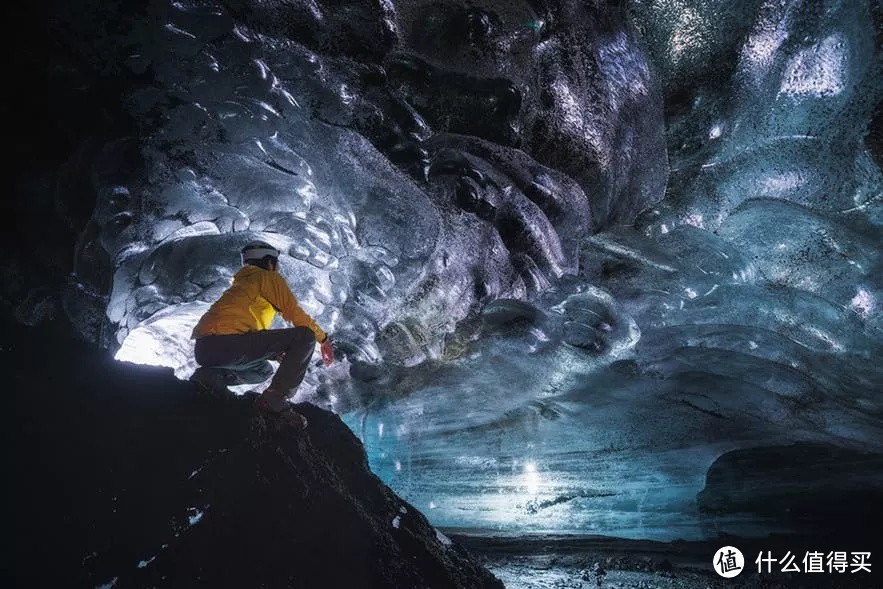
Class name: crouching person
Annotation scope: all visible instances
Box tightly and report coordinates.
[190,241,334,416]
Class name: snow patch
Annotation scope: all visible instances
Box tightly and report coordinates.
[137,555,157,569]
[188,508,204,526]
[435,528,453,546]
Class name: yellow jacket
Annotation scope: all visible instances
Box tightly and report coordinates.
[192,265,327,342]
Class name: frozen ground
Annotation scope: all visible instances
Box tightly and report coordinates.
[452,534,882,589]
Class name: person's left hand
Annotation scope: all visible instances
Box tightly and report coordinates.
[320,338,334,366]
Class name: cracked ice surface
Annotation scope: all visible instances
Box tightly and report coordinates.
[57,0,882,539]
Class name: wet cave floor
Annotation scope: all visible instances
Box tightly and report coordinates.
[451,533,882,589]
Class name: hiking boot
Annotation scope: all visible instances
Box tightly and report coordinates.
[254,389,308,429]
[190,367,235,398]
[254,388,287,412]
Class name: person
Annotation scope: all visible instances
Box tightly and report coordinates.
[189,241,334,416]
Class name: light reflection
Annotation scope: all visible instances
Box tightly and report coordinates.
[668,7,703,61]
[760,171,803,193]
[779,34,847,98]
[550,79,584,136]
[850,288,875,319]
[741,7,790,87]
[114,302,207,379]
[523,462,540,495]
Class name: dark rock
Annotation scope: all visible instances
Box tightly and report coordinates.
[697,443,883,539]
[5,321,501,588]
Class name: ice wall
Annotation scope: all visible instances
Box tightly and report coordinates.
[339,0,882,539]
[50,0,882,539]
[62,0,664,382]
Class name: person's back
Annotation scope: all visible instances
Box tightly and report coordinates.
[193,265,325,338]
[190,241,334,417]
[193,265,270,336]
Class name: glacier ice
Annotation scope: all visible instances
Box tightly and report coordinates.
[46,0,883,540]
[82,0,663,382]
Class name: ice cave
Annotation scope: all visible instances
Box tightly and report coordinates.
[10,0,883,585]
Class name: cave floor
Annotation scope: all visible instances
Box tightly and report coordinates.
[450,533,881,589]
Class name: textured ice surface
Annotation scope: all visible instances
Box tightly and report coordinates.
[84,0,663,381]
[56,0,882,539]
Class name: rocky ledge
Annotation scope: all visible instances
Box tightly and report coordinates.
[6,321,501,588]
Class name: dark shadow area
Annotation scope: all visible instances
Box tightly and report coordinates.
[4,319,501,588]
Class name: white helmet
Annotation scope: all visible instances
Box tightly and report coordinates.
[241,241,280,265]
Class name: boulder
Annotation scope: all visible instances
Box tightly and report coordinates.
[6,321,501,588]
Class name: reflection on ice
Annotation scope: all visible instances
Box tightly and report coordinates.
[851,288,875,319]
[521,462,540,496]
[779,34,848,98]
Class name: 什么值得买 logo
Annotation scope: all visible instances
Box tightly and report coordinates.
[713,546,744,578]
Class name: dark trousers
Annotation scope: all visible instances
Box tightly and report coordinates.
[193,327,316,396]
